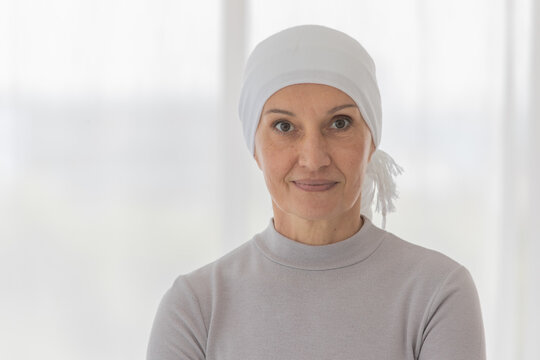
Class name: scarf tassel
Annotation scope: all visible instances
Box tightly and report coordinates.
[361,149,404,229]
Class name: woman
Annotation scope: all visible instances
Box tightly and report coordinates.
[147,24,486,360]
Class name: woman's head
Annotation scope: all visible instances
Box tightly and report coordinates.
[239,24,382,155]
[254,83,375,221]
[238,24,402,227]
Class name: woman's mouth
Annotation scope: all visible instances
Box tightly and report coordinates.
[292,181,338,192]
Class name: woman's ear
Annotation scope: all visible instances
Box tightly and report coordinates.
[253,147,262,170]
[368,141,376,162]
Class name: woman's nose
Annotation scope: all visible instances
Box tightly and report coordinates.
[297,131,331,170]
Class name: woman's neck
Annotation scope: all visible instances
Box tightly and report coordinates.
[271,203,364,246]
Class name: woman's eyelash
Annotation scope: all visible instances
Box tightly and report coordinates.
[272,120,294,133]
[271,115,352,134]
[331,116,352,129]
[272,115,353,135]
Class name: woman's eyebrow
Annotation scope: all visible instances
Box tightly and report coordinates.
[264,108,296,116]
[327,104,357,114]
[263,103,357,117]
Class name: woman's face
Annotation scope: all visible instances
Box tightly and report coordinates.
[254,83,375,222]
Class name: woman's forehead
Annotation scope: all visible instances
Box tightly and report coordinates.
[263,83,356,108]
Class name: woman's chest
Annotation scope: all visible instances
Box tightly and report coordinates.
[203,274,419,360]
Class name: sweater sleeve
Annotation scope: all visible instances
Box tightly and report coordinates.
[418,265,486,360]
[146,276,207,360]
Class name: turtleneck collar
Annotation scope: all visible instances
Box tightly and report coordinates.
[253,215,386,271]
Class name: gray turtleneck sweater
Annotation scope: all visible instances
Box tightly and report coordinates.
[147,215,486,359]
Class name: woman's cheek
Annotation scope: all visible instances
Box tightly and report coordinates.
[270,150,289,175]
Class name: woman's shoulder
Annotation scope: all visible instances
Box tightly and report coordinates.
[383,228,459,261]
[171,237,259,288]
[370,228,481,323]
[374,227,471,286]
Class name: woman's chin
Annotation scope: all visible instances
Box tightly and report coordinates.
[288,204,341,221]
[271,194,349,222]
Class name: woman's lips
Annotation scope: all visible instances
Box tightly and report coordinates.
[292,181,338,192]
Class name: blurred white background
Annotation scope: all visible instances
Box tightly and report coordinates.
[1,0,539,359]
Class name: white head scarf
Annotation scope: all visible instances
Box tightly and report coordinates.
[238,24,403,228]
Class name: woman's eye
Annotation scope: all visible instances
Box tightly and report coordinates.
[274,121,294,133]
[331,117,351,130]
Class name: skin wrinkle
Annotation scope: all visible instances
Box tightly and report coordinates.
[254,83,375,246]
[264,103,358,117]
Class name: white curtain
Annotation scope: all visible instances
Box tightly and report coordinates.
[0,0,538,359]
